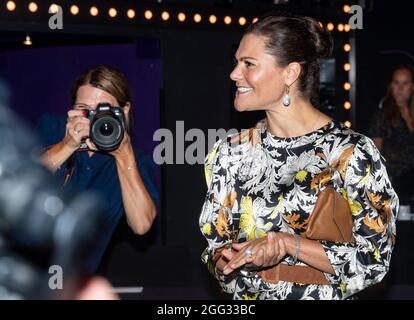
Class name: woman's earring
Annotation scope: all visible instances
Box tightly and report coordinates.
[282,85,291,107]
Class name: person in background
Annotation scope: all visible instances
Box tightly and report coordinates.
[369,65,414,204]
[36,65,158,273]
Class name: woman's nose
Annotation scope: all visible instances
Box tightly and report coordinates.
[230,65,242,82]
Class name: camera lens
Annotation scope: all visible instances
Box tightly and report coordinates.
[99,122,114,136]
[90,115,123,151]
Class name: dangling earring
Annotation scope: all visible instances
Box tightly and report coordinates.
[282,85,291,107]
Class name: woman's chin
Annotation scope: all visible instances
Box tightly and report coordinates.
[234,101,250,112]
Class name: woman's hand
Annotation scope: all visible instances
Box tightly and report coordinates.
[108,132,132,159]
[222,232,289,276]
[63,109,91,151]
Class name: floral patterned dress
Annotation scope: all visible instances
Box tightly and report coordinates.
[199,119,398,300]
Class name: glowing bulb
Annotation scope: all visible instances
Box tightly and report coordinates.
[224,16,232,25]
[343,5,351,13]
[337,24,344,32]
[344,43,352,52]
[127,9,135,19]
[28,2,38,13]
[194,14,202,23]
[178,12,186,22]
[49,4,59,14]
[90,6,99,17]
[145,10,153,20]
[209,15,217,24]
[344,120,352,128]
[344,102,352,110]
[344,63,351,71]
[109,8,117,18]
[23,35,32,46]
[70,5,79,15]
[344,24,351,32]
[7,1,16,11]
[161,11,170,21]
[344,82,351,91]
[327,23,334,31]
[239,17,246,26]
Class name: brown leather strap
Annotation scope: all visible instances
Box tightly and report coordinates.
[258,264,329,285]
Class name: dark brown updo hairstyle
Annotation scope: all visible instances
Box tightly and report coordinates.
[245,12,333,107]
[71,65,133,135]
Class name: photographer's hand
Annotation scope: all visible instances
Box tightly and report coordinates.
[110,134,157,235]
[64,109,91,150]
[41,110,91,172]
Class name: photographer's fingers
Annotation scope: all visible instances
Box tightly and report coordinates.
[85,138,98,151]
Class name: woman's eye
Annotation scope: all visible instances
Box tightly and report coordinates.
[244,61,254,68]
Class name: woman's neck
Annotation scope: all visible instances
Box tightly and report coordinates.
[265,99,331,138]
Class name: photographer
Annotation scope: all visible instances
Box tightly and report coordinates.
[36,65,158,273]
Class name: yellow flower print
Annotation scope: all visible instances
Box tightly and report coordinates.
[374,247,380,262]
[242,293,258,300]
[240,196,271,240]
[340,282,347,293]
[295,170,308,182]
[204,146,218,187]
[348,199,363,216]
[202,223,212,236]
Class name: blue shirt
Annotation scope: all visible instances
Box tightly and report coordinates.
[35,113,159,273]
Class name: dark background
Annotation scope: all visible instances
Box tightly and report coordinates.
[0,0,413,299]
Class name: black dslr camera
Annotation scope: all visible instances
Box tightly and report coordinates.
[83,103,126,152]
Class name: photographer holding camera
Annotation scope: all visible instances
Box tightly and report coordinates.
[36,65,158,273]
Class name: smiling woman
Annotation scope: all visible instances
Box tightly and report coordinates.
[199,12,399,300]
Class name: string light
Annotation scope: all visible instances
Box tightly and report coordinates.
[344,82,351,91]
[145,10,153,20]
[344,24,351,32]
[49,3,59,14]
[70,5,79,15]
[109,8,117,18]
[209,15,217,24]
[161,11,170,21]
[90,6,99,17]
[194,14,202,23]
[178,12,186,22]
[224,16,232,25]
[344,120,352,128]
[344,102,352,110]
[127,9,135,19]
[239,17,246,26]
[344,63,351,71]
[344,43,352,52]
[337,23,344,32]
[7,1,16,11]
[343,4,351,13]
[327,23,334,31]
[28,2,38,13]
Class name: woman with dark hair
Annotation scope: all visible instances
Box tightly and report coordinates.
[36,65,158,272]
[199,13,398,300]
[369,65,414,203]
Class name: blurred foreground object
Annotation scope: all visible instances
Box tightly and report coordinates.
[0,92,105,299]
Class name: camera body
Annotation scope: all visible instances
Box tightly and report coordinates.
[83,103,126,152]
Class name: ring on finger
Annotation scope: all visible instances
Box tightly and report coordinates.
[245,248,254,258]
